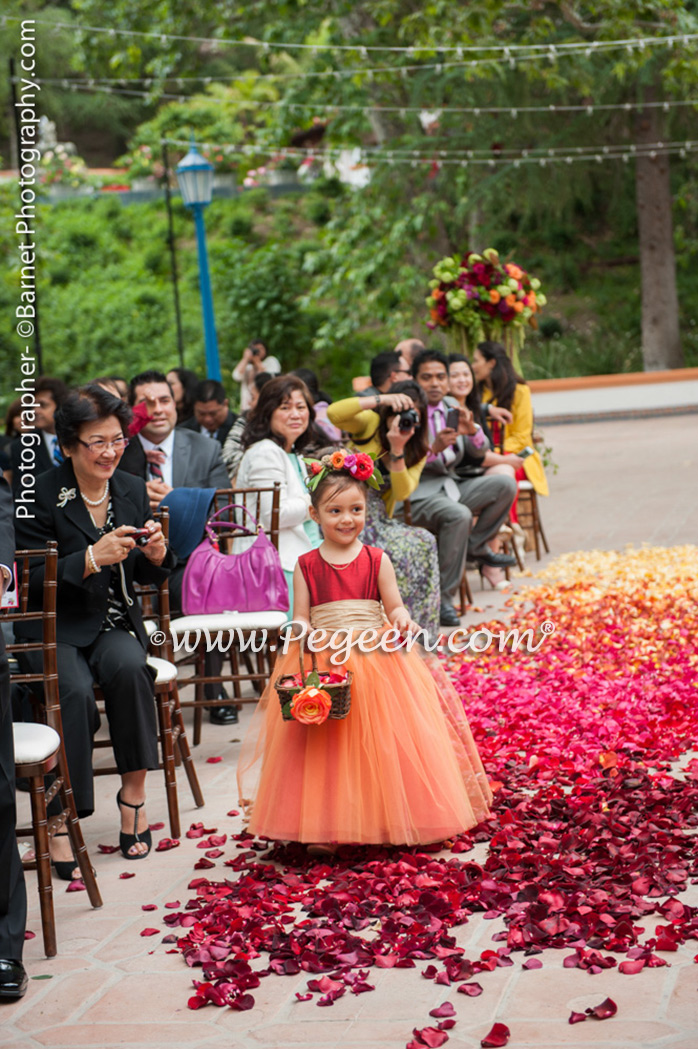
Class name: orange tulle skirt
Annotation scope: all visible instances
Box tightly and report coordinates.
[237,637,492,846]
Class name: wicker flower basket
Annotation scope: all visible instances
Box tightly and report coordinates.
[275,644,352,721]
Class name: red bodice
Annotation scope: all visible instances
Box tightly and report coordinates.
[298,545,383,606]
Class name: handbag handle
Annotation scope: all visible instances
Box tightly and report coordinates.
[204,503,264,542]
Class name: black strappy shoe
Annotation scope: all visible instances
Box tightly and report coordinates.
[51,831,79,881]
[116,790,152,859]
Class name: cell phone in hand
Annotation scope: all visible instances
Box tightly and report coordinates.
[445,407,460,430]
[519,446,535,459]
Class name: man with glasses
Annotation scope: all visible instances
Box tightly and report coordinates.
[358,352,412,399]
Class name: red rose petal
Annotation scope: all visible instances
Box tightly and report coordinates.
[140,928,160,937]
[24,930,35,940]
[155,838,180,852]
[588,997,618,1020]
[429,1002,456,1018]
[619,959,645,975]
[568,1012,587,1025]
[480,1023,510,1047]
[457,982,483,997]
[148,822,165,831]
[413,1027,449,1048]
[119,872,136,880]
[141,904,158,911]
[206,756,223,764]
[97,843,120,854]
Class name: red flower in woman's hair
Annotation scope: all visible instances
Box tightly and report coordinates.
[128,401,153,437]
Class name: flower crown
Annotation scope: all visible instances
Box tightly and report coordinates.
[303,448,382,491]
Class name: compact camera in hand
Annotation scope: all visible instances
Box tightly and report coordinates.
[129,528,153,547]
[398,408,420,432]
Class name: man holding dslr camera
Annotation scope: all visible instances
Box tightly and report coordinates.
[409,350,517,626]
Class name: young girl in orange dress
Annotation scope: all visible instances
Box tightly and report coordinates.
[237,450,491,851]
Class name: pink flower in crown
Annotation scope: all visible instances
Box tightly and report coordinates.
[343,453,357,473]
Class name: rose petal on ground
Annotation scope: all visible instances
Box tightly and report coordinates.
[481,1023,510,1047]
[429,1002,456,1018]
[588,997,618,1020]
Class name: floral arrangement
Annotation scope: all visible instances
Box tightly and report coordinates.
[303,448,382,491]
[426,248,547,364]
[277,669,349,724]
[39,145,90,188]
[202,147,238,173]
[116,144,165,182]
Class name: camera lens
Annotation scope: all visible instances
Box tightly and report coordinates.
[398,408,420,432]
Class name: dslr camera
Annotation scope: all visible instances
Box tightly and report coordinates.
[398,408,420,433]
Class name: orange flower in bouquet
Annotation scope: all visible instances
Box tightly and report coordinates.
[290,685,333,726]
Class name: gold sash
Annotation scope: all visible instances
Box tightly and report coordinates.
[310,599,385,632]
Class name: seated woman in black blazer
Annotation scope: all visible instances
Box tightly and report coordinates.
[15,385,171,876]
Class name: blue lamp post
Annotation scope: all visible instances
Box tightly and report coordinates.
[176,143,221,381]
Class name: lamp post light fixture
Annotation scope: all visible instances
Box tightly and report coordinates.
[175,142,221,381]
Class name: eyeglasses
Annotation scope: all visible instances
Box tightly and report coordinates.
[77,437,130,455]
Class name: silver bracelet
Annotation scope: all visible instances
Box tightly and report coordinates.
[87,545,100,574]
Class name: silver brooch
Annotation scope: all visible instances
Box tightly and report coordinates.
[56,486,76,508]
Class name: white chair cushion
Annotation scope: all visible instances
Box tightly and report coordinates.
[518,480,534,491]
[14,723,61,764]
[146,656,178,684]
[169,611,288,634]
[143,619,158,637]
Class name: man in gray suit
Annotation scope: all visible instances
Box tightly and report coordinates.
[118,371,236,723]
[118,370,229,506]
[409,350,517,627]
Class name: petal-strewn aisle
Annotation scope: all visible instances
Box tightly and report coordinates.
[170,546,698,1046]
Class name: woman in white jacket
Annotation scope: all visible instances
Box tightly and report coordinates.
[236,375,327,609]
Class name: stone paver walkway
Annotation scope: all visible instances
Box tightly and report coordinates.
[3,414,698,1048]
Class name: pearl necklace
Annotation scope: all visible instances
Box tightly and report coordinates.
[81,481,110,507]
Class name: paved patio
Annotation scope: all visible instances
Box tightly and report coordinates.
[4,413,698,1049]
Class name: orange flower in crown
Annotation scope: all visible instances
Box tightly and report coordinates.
[303,448,382,491]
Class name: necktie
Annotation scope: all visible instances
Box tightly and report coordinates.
[52,437,64,465]
[145,448,166,481]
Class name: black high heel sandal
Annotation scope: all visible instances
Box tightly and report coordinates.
[116,790,152,859]
[51,831,78,882]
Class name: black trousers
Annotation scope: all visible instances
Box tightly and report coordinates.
[0,648,26,959]
[19,630,158,818]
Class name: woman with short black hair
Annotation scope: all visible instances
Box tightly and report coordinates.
[14,384,171,877]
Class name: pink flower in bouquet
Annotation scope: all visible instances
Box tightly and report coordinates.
[291,686,333,725]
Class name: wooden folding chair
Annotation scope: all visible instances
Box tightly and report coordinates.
[92,509,204,839]
[8,543,102,957]
[170,485,288,745]
[516,481,550,561]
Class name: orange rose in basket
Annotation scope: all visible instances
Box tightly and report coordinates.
[290,685,333,725]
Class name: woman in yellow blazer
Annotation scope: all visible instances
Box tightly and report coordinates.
[471,342,549,499]
[327,381,441,637]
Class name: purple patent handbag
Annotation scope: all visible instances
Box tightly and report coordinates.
[181,503,289,615]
